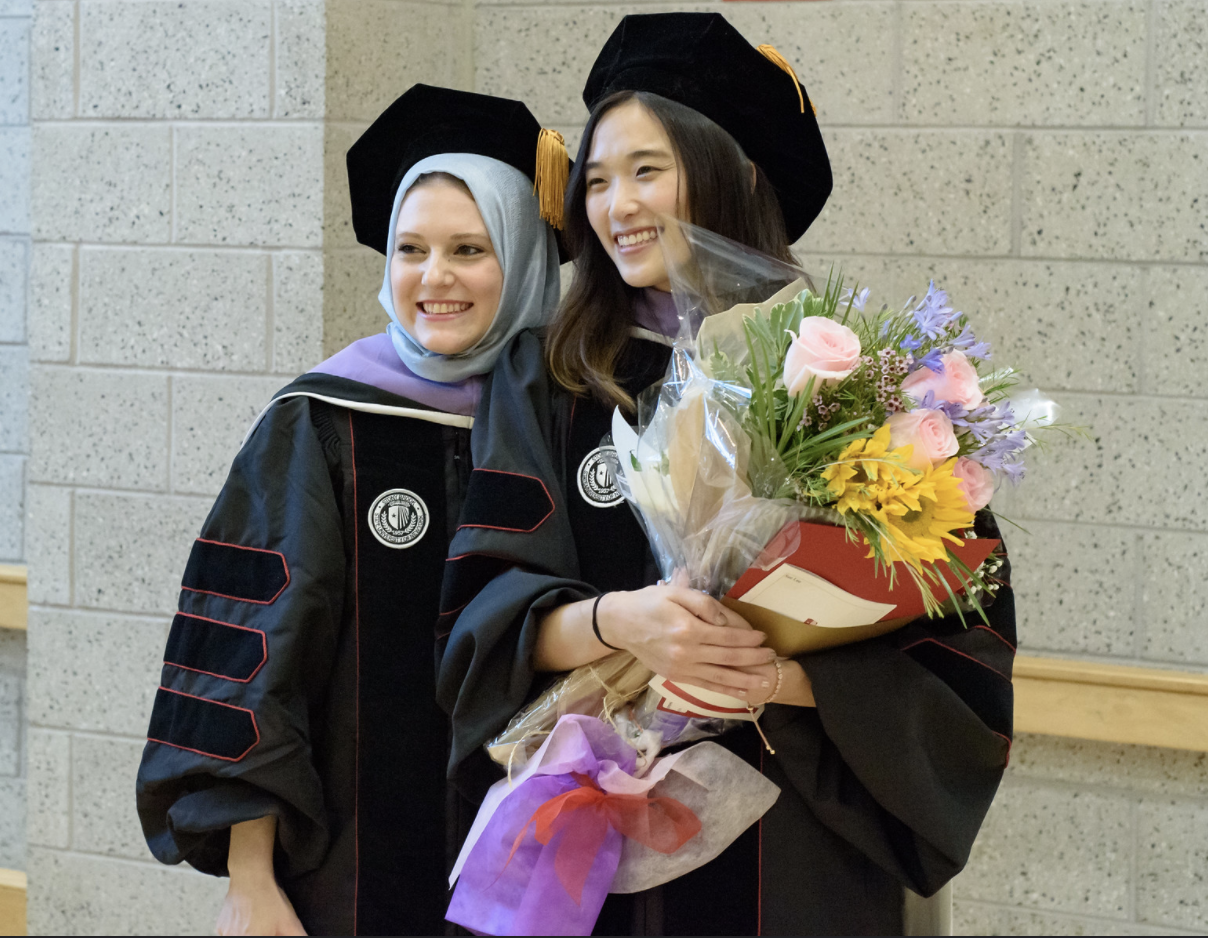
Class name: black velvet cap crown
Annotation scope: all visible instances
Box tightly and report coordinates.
[582,13,832,243]
[347,84,561,255]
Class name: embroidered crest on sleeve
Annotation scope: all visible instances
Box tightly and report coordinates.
[577,446,624,508]
[369,488,429,548]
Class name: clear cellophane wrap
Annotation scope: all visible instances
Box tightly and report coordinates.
[486,221,839,770]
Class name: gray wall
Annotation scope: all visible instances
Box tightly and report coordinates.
[14,0,1208,934]
[0,0,30,875]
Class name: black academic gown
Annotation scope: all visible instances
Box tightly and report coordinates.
[136,372,472,936]
[436,329,1016,937]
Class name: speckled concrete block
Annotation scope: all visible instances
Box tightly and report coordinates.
[78,1,270,119]
[26,729,69,849]
[994,393,1208,530]
[24,483,70,606]
[26,608,167,733]
[0,343,29,452]
[0,455,24,561]
[1008,733,1208,799]
[958,778,1131,917]
[327,1,469,123]
[73,492,209,615]
[0,666,19,774]
[0,777,25,870]
[0,127,30,233]
[29,366,168,490]
[1155,1,1208,128]
[175,124,323,247]
[0,237,26,343]
[1146,265,1208,398]
[953,901,1183,936]
[805,131,1013,256]
[878,258,1142,393]
[1137,799,1208,931]
[78,248,268,370]
[0,18,30,125]
[996,506,1131,649]
[172,374,285,495]
[0,1,32,15]
[1021,132,1208,263]
[1140,531,1208,666]
[323,122,365,250]
[27,241,72,363]
[72,735,150,860]
[30,0,73,119]
[722,1,896,125]
[273,251,323,374]
[903,2,1146,127]
[275,0,325,119]
[790,254,898,299]
[474,3,651,124]
[322,247,388,358]
[26,846,228,936]
[31,124,171,243]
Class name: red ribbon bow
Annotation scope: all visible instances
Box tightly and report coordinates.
[504,772,701,904]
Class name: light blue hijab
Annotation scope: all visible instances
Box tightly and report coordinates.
[378,153,561,383]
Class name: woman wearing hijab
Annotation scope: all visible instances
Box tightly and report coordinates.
[438,15,1015,936]
[135,84,568,937]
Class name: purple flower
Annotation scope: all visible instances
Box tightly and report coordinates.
[972,429,1028,472]
[842,287,871,312]
[951,325,993,360]
[900,334,923,352]
[912,348,945,373]
[911,282,958,339]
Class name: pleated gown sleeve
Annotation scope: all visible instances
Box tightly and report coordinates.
[435,330,597,791]
[763,512,1015,903]
[136,396,345,878]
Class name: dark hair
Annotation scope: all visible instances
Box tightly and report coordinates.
[547,91,794,408]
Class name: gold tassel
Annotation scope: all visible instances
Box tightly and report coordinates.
[534,128,570,230]
[757,43,815,116]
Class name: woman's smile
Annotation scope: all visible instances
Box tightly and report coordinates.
[418,300,474,316]
[614,226,659,253]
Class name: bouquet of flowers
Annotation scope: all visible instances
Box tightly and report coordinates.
[447,221,1062,936]
[604,219,1062,682]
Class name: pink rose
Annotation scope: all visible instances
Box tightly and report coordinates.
[886,409,959,470]
[953,457,995,512]
[901,350,984,409]
[784,317,861,397]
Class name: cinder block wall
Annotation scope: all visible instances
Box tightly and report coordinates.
[21,0,467,932]
[18,0,1208,934]
[475,2,1208,935]
[0,0,31,874]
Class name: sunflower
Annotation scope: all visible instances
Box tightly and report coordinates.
[822,426,929,519]
[878,458,975,569]
[822,426,975,569]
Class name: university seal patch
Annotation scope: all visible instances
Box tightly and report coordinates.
[576,446,623,508]
[368,488,429,549]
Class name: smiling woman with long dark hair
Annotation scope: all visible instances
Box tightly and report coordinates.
[438,13,1016,936]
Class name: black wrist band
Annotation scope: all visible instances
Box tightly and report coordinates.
[592,594,622,651]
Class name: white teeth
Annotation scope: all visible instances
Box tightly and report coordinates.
[616,229,657,247]
[421,302,470,314]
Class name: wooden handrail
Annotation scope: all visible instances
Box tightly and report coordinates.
[1015,654,1208,753]
[0,565,26,631]
[2,564,1207,751]
[0,867,26,936]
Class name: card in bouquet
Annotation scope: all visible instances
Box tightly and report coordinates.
[724,522,1000,656]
